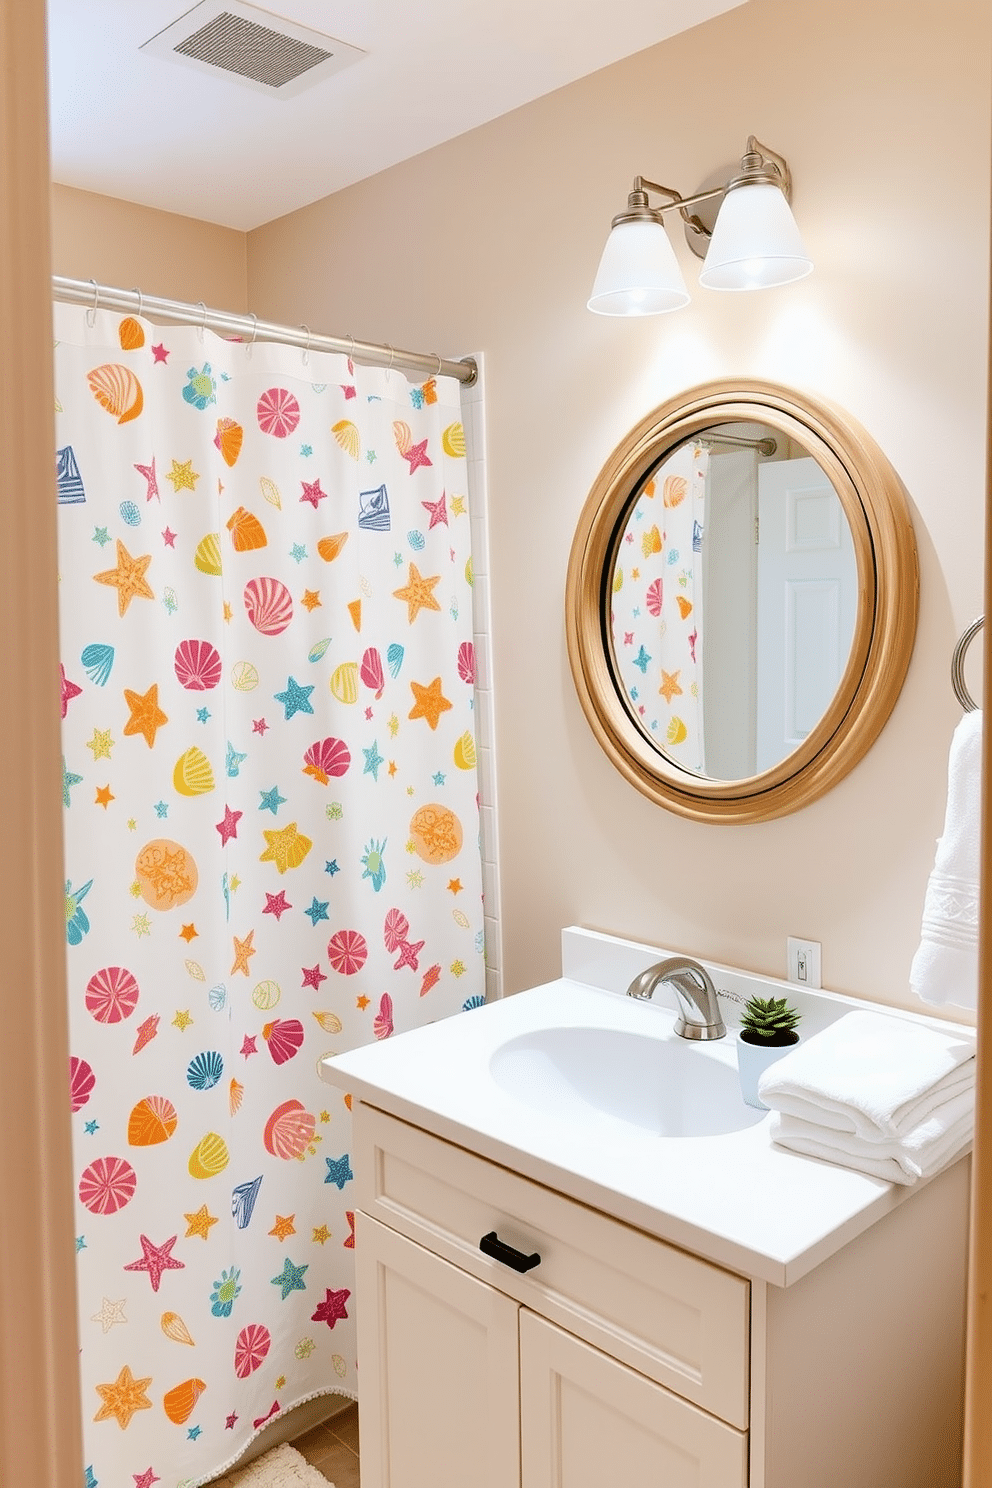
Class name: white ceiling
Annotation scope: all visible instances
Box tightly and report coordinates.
[47,0,745,232]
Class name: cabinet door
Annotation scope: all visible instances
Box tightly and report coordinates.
[520,1311,747,1488]
[356,1212,521,1488]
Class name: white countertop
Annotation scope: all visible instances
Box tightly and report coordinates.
[320,927,975,1287]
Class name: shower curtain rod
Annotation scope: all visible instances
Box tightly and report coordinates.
[52,275,478,387]
[699,431,777,456]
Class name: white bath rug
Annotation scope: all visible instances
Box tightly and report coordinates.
[228,1441,335,1486]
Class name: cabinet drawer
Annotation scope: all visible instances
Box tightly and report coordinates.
[354,1102,750,1429]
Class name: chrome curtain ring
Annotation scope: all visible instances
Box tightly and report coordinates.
[86,278,99,327]
[196,301,207,342]
[131,287,144,320]
[300,325,311,366]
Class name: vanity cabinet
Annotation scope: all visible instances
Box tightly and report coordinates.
[351,1101,969,1488]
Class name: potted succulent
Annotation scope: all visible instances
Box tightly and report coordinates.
[737,994,802,1110]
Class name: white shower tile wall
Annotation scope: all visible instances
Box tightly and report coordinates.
[461,354,503,1001]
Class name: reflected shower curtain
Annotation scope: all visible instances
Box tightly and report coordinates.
[55,304,484,1488]
[610,442,708,770]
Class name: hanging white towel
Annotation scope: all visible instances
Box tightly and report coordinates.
[768,1085,974,1185]
[910,709,982,1009]
[757,1009,975,1140]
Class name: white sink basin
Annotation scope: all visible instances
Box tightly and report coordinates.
[489,1025,766,1138]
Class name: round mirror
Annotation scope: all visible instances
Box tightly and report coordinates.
[566,381,919,824]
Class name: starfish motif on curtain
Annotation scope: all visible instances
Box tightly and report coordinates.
[123,684,169,748]
[311,1287,350,1328]
[123,1234,184,1293]
[408,677,452,731]
[93,1364,154,1429]
[392,563,441,623]
[94,540,154,616]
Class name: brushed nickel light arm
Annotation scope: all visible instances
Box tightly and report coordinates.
[614,138,794,245]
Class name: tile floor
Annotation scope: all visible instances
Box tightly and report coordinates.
[209,1403,360,1486]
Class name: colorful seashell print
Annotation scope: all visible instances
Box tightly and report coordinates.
[259,475,282,509]
[87,363,143,424]
[226,506,267,552]
[330,662,358,705]
[257,387,300,438]
[302,736,351,785]
[56,445,86,505]
[667,716,688,745]
[118,316,145,351]
[663,474,687,508]
[85,965,140,1024]
[174,747,216,797]
[331,420,360,459]
[80,643,114,686]
[646,578,663,617]
[251,980,281,1012]
[234,1324,271,1380]
[188,1132,229,1179]
[316,533,348,563]
[373,992,394,1040]
[186,1051,223,1091]
[231,661,259,692]
[214,417,243,467]
[174,639,222,692]
[194,534,222,576]
[327,929,367,976]
[456,641,475,685]
[128,1095,179,1147]
[78,1154,137,1215]
[163,1378,206,1426]
[231,1175,263,1229]
[263,1099,315,1161]
[208,984,227,1011]
[69,1055,96,1113]
[120,500,141,527]
[408,803,463,865]
[441,422,466,457]
[358,484,390,531]
[261,1018,304,1066]
[244,576,293,637]
[676,595,693,619]
[161,1312,195,1347]
[312,1010,343,1035]
[453,731,476,770]
[229,1078,244,1115]
[387,643,404,679]
[421,964,442,997]
[347,600,362,632]
[383,908,410,953]
[308,638,331,663]
[134,838,199,910]
[360,647,385,698]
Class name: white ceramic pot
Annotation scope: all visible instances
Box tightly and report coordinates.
[737,1030,800,1110]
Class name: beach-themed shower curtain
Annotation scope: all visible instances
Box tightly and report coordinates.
[55,303,484,1488]
[610,442,708,770]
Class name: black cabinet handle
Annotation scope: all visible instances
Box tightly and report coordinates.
[479,1230,541,1273]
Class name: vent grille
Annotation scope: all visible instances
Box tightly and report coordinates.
[175,11,331,89]
[140,2,365,99]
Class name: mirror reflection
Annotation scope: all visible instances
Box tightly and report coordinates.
[608,421,858,781]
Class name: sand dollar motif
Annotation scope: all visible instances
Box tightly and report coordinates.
[135,838,199,911]
[409,803,463,865]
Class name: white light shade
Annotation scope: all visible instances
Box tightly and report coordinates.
[587,218,690,316]
[699,182,813,291]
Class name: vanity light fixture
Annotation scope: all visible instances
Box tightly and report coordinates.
[587,136,812,316]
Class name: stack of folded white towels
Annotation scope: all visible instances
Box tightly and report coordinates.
[758,1010,976,1185]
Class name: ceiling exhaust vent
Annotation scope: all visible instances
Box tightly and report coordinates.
[141,1,365,98]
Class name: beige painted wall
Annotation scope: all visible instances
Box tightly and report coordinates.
[51,182,248,308]
[246,0,991,1014]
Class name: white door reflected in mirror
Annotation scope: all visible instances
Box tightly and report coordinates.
[609,428,858,783]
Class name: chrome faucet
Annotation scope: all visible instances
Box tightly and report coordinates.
[626,956,727,1041]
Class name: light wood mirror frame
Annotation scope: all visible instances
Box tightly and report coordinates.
[566,379,920,824]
